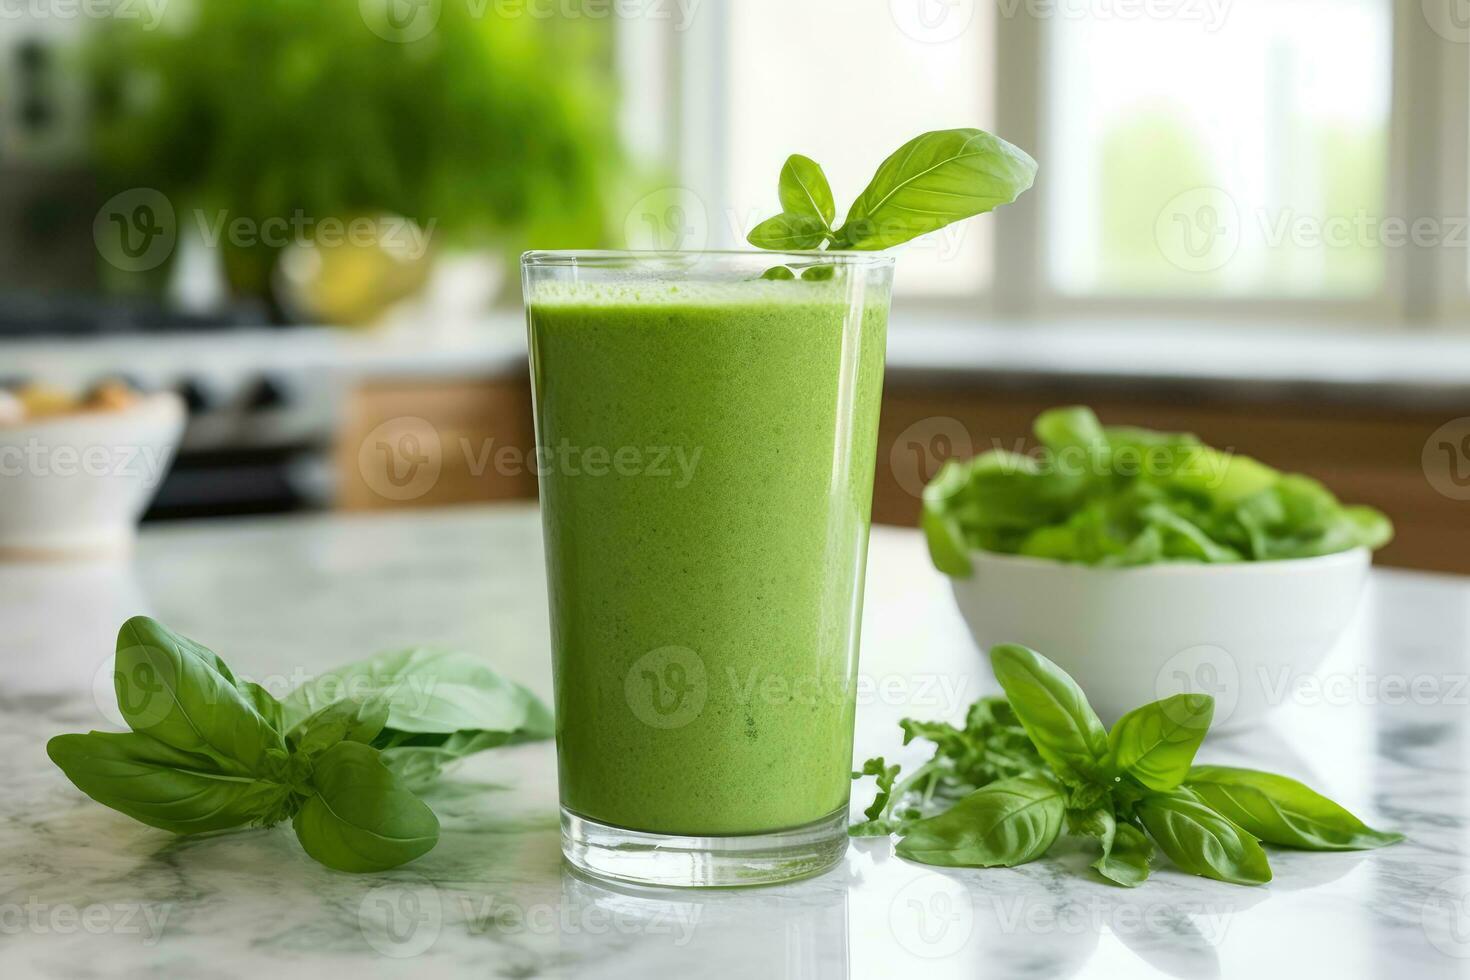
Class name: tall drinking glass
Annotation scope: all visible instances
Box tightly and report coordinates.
[522,251,893,887]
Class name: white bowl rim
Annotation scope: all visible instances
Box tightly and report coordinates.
[967,545,1371,576]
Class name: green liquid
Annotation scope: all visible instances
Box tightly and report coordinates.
[528,280,889,835]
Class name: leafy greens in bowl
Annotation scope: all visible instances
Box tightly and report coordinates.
[922,406,1392,577]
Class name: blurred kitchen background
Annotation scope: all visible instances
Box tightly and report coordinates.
[4,0,1469,571]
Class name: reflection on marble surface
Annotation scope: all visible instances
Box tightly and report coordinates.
[0,504,1466,979]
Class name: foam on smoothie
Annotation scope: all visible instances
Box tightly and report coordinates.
[526,277,855,310]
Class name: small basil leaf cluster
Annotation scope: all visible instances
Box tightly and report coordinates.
[855,644,1402,887]
[747,128,1037,261]
[48,616,552,873]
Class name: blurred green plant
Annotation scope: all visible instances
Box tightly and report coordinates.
[89,0,627,302]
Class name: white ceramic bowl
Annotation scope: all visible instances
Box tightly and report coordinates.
[950,547,1371,732]
[0,392,185,559]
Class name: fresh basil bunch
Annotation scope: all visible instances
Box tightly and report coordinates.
[48,617,552,873]
[922,406,1393,575]
[747,128,1037,261]
[854,644,1402,887]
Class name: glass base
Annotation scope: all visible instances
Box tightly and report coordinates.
[560,807,849,888]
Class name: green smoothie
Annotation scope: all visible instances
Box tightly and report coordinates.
[527,276,889,836]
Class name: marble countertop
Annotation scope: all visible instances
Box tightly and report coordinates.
[1,504,1466,979]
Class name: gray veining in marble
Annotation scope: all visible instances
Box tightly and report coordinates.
[0,503,1466,979]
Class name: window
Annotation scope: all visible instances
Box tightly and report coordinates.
[658,0,1468,325]
[1046,0,1392,299]
[724,0,994,296]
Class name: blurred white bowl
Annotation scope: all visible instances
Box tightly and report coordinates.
[950,547,1371,732]
[0,392,185,559]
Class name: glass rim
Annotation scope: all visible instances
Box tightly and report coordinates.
[521,249,895,268]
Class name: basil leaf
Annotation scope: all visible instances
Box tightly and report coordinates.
[1098,822,1154,887]
[1068,806,1111,835]
[1106,694,1215,790]
[288,694,390,757]
[237,681,285,732]
[113,616,286,776]
[1137,789,1272,886]
[746,212,828,250]
[759,265,795,280]
[1070,805,1146,887]
[1185,766,1404,851]
[800,264,836,281]
[895,773,1063,868]
[833,128,1037,249]
[379,729,537,791]
[988,644,1108,785]
[1069,806,1151,886]
[281,648,551,738]
[292,741,439,873]
[47,731,292,834]
[921,461,975,577]
[777,153,835,227]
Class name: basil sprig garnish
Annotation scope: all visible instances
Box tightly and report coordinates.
[49,617,552,873]
[854,643,1403,887]
[747,128,1037,254]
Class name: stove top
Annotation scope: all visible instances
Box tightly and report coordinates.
[0,292,272,338]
